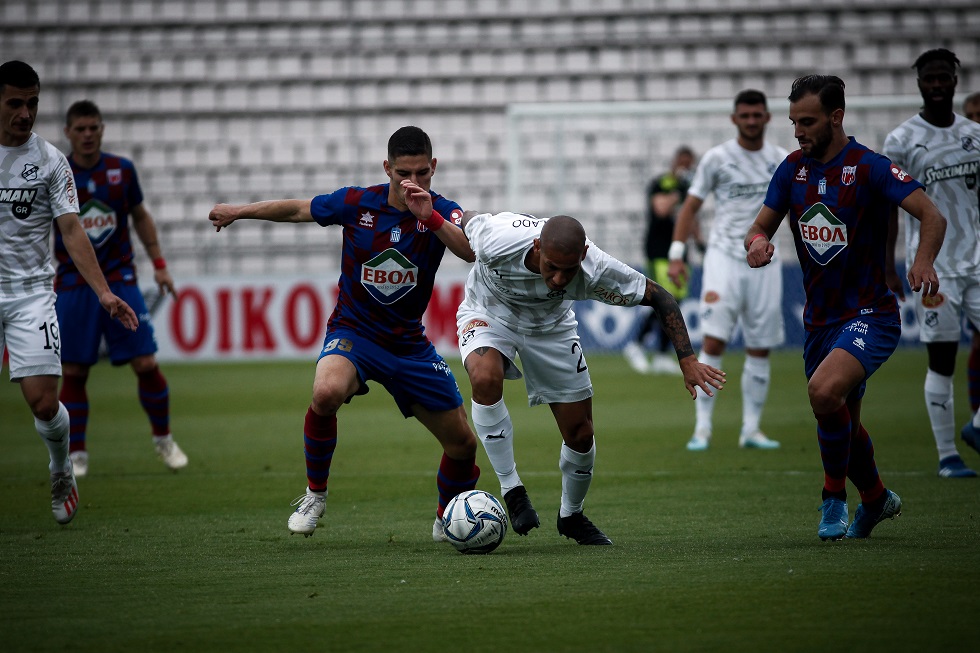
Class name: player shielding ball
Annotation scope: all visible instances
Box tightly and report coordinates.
[745,74,946,541]
[458,212,725,544]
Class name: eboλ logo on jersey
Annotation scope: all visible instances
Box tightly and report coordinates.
[78,199,117,248]
[798,202,847,266]
[360,248,418,304]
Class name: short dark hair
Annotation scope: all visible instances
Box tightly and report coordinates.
[66,99,102,126]
[734,89,767,109]
[913,48,959,73]
[0,60,40,93]
[387,126,432,161]
[789,75,846,113]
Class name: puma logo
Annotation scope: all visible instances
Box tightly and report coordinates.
[930,401,949,411]
[484,430,506,440]
[574,467,593,476]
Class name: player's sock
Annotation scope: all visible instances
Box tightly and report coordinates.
[848,423,885,505]
[740,355,770,436]
[437,453,479,519]
[694,352,722,434]
[137,367,170,437]
[559,441,595,517]
[969,339,980,413]
[303,407,337,493]
[924,369,957,460]
[471,398,520,493]
[35,402,71,474]
[815,404,850,501]
[59,373,89,452]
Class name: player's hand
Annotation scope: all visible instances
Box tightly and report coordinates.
[155,268,177,298]
[401,180,433,221]
[885,268,906,301]
[667,259,687,287]
[99,291,139,331]
[209,204,238,232]
[679,355,726,399]
[746,236,774,268]
[908,259,940,296]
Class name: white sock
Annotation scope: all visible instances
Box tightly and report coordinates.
[924,370,957,460]
[35,402,71,474]
[471,399,521,494]
[694,352,723,434]
[741,355,770,437]
[559,441,595,517]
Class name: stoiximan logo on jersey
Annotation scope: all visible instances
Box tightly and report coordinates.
[799,202,847,265]
[360,248,418,304]
[78,199,117,248]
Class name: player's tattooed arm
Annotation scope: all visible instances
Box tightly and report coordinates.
[640,278,694,360]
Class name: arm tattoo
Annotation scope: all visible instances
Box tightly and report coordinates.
[642,278,695,359]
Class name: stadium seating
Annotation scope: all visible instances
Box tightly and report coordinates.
[5,0,976,275]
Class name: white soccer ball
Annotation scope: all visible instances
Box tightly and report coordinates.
[442,490,508,554]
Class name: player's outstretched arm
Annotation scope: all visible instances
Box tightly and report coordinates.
[209,199,314,231]
[744,205,783,268]
[667,194,705,286]
[56,212,138,331]
[884,207,905,300]
[640,278,726,398]
[901,188,946,296]
[131,203,176,298]
[400,180,475,263]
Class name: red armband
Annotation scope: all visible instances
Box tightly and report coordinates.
[152,257,167,270]
[424,210,445,232]
[747,233,767,248]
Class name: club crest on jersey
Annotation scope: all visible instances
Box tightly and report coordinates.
[21,163,38,181]
[360,248,418,305]
[798,202,847,265]
[107,168,122,185]
[841,166,856,186]
[78,199,118,248]
[390,226,401,242]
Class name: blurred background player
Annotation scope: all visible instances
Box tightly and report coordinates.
[960,92,980,439]
[0,61,138,524]
[208,126,480,541]
[668,90,788,451]
[623,146,695,375]
[458,212,725,545]
[883,49,980,478]
[56,100,186,477]
[747,74,946,540]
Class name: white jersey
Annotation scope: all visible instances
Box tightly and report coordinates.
[688,139,788,261]
[460,212,647,335]
[0,133,78,297]
[883,113,980,277]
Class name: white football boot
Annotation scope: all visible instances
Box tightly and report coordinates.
[154,434,189,470]
[288,488,326,536]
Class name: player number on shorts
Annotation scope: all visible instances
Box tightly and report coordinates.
[571,342,587,373]
[323,338,354,353]
[39,321,60,353]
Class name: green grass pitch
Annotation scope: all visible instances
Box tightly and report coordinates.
[2,349,978,652]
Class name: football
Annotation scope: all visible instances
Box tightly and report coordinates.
[442,490,508,554]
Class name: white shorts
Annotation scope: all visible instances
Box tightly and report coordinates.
[699,247,785,349]
[914,274,980,343]
[1,291,63,381]
[457,310,593,407]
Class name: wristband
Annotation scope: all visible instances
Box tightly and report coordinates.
[424,209,445,232]
[667,240,686,261]
[152,257,167,270]
[747,233,767,249]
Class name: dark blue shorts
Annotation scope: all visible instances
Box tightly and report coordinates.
[318,327,463,418]
[56,283,157,366]
[804,315,901,400]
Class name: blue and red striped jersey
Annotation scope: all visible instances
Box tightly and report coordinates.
[55,153,143,290]
[764,137,922,329]
[311,184,462,355]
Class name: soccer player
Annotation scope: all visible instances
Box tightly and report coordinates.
[0,60,138,524]
[208,126,480,540]
[667,90,788,452]
[56,100,187,477]
[458,212,726,544]
[960,91,980,442]
[883,49,980,478]
[622,146,696,376]
[746,75,946,540]
[964,92,980,122]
